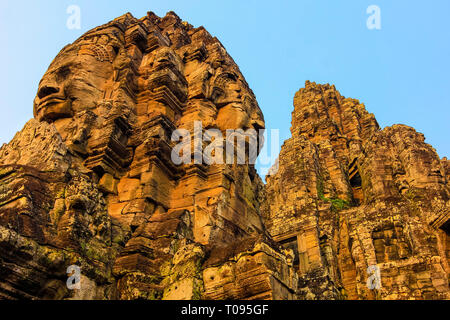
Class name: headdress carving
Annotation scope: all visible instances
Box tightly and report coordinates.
[78,44,115,63]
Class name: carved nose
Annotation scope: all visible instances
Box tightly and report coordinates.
[37,85,60,99]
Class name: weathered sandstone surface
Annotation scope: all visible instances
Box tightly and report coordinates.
[0,12,448,300]
[262,81,450,300]
[0,11,294,300]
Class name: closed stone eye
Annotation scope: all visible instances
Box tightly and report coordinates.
[55,65,71,81]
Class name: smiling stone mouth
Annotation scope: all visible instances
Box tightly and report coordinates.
[37,97,66,112]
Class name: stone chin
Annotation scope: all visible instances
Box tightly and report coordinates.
[34,99,73,122]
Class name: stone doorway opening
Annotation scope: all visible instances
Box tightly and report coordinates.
[349,159,363,205]
[279,237,300,271]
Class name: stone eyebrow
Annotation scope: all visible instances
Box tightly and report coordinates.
[37,64,74,86]
[55,65,72,75]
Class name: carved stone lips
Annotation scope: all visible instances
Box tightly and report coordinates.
[36,96,66,112]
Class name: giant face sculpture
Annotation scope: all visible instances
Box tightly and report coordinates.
[213,72,256,131]
[28,13,266,236]
[33,21,264,135]
[33,12,265,230]
[0,12,268,300]
[33,28,127,122]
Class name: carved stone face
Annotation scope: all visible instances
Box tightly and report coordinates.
[34,27,264,134]
[0,13,272,300]
[213,73,264,131]
[33,36,117,122]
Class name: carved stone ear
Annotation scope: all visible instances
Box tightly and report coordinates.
[107,42,123,62]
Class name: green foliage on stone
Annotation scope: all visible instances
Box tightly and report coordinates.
[316,175,350,212]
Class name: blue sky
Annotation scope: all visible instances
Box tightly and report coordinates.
[1,0,449,171]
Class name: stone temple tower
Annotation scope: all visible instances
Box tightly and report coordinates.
[0,12,297,300]
[0,12,448,301]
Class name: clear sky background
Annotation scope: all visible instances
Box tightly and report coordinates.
[1,0,449,173]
